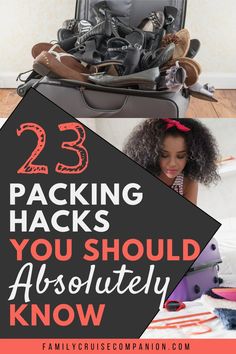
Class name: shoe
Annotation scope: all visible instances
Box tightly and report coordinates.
[179,57,202,75]
[88,67,160,90]
[93,1,134,37]
[58,36,78,52]
[106,37,134,61]
[164,6,179,33]
[138,11,165,32]
[186,39,201,59]
[106,37,142,75]
[76,20,93,36]
[58,20,92,42]
[164,57,201,86]
[189,82,218,102]
[140,43,175,70]
[32,42,58,58]
[157,62,187,92]
[162,29,191,59]
[32,42,123,75]
[125,29,145,49]
[62,19,78,31]
[32,43,90,74]
[90,60,124,75]
[93,1,124,23]
[75,19,113,46]
[33,51,88,82]
[57,28,75,42]
[49,22,112,57]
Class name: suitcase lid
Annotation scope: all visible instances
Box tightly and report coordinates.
[75,0,187,31]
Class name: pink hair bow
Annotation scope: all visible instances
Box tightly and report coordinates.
[163,119,191,132]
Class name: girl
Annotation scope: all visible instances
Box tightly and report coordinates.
[123,118,220,204]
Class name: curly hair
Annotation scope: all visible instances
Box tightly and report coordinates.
[123,118,220,186]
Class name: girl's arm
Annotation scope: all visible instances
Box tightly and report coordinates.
[184,178,199,205]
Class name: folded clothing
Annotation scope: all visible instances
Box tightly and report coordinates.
[214,309,236,330]
[201,288,236,330]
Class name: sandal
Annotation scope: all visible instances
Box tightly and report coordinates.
[164,6,179,33]
[187,39,201,59]
[138,11,165,32]
[33,50,88,82]
[90,60,124,76]
[177,57,202,75]
[106,37,142,75]
[164,57,201,86]
[32,43,90,74]
[140,43,175,70]
[157,62,187,92]
[161,29,191,59]
[189,82,218,102]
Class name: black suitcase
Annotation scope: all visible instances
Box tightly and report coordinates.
[33,0,190,118]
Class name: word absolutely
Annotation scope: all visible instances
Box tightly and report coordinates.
[8,263,170,307]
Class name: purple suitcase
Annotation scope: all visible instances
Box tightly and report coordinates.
[191,238,221,270]
[170,264,220,302]
[170,238,222,301]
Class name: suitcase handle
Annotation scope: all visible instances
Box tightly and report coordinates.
[80,88,129,113]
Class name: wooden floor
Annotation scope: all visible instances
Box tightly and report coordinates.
[0,89,236,118]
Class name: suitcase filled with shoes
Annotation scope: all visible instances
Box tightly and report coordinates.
[18,0,197,118]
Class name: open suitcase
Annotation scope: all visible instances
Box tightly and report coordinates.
[170,238,222,302]
[29,0,190,118]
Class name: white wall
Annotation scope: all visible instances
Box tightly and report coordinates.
[197,119,236,220]
[0,0,76,87]
[186,0,236,88]
[0,0,236,88]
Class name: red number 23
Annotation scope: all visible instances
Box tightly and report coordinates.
[17,122,88,174]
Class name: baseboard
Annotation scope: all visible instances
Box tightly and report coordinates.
[1,72,236,89]
[0,73,19,88]
[199,73,236,90]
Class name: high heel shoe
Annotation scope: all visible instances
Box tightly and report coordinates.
[88,67,160,90]
[189,82,218,102]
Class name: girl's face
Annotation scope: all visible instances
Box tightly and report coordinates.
[159,135,188,180]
